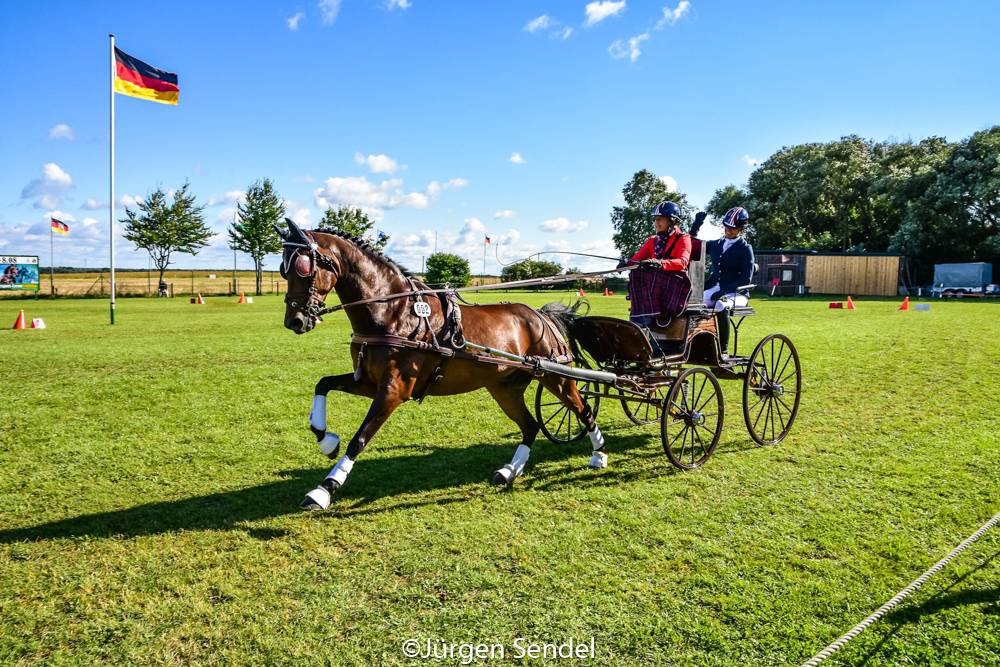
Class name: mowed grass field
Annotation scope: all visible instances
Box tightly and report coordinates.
[0,293,997,666]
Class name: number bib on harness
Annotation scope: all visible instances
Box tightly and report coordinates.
[413,301,432,318]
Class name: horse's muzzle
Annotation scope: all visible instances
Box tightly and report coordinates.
[285,310,315,335]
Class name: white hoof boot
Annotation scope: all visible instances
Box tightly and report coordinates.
[318,431,340,457]
[492,465,516,486]
[588,451,608,469]
[301,485,332,511]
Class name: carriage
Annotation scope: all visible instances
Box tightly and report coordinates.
[528,239,802,470]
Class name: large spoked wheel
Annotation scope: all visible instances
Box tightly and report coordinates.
[535,381,601,444]
[661,368,724,470]
[743,333,801,446]
[619,384,670,425]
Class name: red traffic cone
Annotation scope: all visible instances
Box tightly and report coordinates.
[846,295,856,310]
[603,287,610,296]
[898,296,910,311]
[238,292,246,304]
[197,293,205,305]
[577,289,585,297]
[12,309,27,330]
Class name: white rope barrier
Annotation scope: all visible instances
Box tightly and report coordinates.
[801,509,1000,667]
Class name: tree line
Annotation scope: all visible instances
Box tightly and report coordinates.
[120,179,389,295]
[612,126,999,282]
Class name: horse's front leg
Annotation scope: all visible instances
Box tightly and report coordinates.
[310,373,377,459]
[301,373,412,511]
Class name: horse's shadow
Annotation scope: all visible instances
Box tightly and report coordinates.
[0,433,665,544]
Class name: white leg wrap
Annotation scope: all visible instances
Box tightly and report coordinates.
[310,395,327,432]
[588,425,605,452]
[304,485,331,510]
[496,444,531,483]
[588,425,607,469]
[318,432,340,456]
[325,455,355,487]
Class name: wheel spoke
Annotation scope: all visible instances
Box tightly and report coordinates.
[752,397,769,432]
[543,406,565,427]
[773,352,793,388]
[692,374,707,414]
[695,385,717,414]
[555,407,570,439]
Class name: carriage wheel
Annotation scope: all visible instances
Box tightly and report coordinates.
[619,385,670,425]
[535,380,601,444]
[742,333,801,446]
[660,368,724,470]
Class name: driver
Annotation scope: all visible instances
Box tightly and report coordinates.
[701,206,755,358]
[628,201,692,273]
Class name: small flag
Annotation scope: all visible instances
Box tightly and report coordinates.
[484,235,491,245]
[114,46,179,105]
[51,218,70,236]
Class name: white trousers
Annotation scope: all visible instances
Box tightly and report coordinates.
[704,285,749,313]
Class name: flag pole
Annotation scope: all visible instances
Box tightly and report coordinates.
[50,223,54,295]
[109,33,117,324]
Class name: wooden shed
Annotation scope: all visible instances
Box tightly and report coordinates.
[754,250,903,297]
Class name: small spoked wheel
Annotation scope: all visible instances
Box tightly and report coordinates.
[535,380,601,444]
[661,367,724,470]
[743,333,801,446]
[619,384,670,425]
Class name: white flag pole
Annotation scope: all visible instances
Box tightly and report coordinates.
[109,33,117,324]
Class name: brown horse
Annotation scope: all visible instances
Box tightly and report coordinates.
[276,220,606,510]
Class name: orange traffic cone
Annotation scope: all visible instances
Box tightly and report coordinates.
[238,292,246,304]
[846,295,856,310]
[197,293,205,305]
[12,309,26,330]
[898,296,910,311]
[603,287,610,296]
[577,289,585,297]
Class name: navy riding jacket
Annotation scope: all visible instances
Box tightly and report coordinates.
[705,237,755,294]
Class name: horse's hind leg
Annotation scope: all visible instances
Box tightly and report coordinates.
[310,373,377,459]
[539,375,607,469]
[487,372,539,486]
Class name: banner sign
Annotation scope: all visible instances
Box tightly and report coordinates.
[0,256,40,291]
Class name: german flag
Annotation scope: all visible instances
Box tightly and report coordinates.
[51,218,70,236]
[114,47,179,105]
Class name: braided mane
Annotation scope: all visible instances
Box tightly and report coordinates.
[312,228,410,277]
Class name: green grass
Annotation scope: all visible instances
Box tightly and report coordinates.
[1,293,998,666]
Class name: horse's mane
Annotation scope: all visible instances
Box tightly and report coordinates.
[312,228,410,277]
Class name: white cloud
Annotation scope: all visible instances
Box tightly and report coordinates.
[21,162,73,208]
[509,152,525,164]
[282,200,314,226]
[313,174,465,221]
[609,33,648,62]
[494,210,517,219]
[659,175,679,192]
[206,190,246,207]
[119,194,144,208]
[655,0,690,29]
[585,1,626,26]
[554,26,574,40]
[354,152,401,174]
[295,175,316,184]
[742,154,760,167]
[524,15,553,32]
[540,217,589,233]
[318,0,342,25]
[216,207,238,224]
[82,198,107,210]
[48,124,75,140]
[387,0,411,9]
[287,12,305,30]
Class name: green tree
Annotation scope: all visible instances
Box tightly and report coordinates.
[500,259,563,283]
[228,178,284,295]
[610,169,694,257]
[705,185,748,223]
[425,252,471,287]
[317,206,389,251]
[121,184,211,286]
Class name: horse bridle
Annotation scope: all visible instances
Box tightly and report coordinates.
[281,233,341,319]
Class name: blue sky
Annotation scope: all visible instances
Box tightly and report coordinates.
[1,0,998,272]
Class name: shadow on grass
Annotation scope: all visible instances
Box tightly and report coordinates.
[851,548,1000,665]
[0,433,673,543]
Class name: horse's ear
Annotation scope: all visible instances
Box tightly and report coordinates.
[285,218,311,245]
[273,223,288,240]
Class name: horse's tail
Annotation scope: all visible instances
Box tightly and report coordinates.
[539,299,589,363]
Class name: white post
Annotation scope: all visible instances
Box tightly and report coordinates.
[109,34,117,324]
